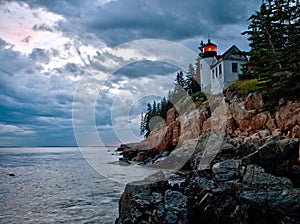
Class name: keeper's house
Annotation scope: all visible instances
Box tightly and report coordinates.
[199,39,247,94]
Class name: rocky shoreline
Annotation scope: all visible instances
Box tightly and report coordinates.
[115,133,300,223]
[115,92,300,224]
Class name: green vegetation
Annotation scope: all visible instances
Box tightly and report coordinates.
[240,0,300,108]
[140,97,173,137]
[140,69,203,137]
[191,92,207,108]
[228,79,263,96]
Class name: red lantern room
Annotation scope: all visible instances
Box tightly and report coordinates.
[201,39,217,58]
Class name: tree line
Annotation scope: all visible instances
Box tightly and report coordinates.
[242,0,300,106]
[140,62,202,137]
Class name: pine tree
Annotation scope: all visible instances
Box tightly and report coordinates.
[242,0,300,107]
[186,63,201,95]
[160,97,168,119]
[139,112,146,136]
[175,71,186,90]
[140,103,153,137]
[172,72,185,103]
[187,63,195,77]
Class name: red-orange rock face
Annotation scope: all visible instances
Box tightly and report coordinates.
[126,92,300,158]
[292,125,300,138]
[275,101,300,131]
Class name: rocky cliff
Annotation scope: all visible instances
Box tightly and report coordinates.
[122,92,300,162]
[116,92,300,224]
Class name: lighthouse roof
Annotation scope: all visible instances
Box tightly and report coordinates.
[203,39,217,47]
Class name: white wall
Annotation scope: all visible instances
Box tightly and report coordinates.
[200,58,214,93]
[211,62,224,94]
[223,60,242,89]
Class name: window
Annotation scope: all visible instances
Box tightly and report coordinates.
[200,64,202,70]
[232,63,238,73]
[212,70,214,79]
[219,64,222,75]
[216,67,218,77]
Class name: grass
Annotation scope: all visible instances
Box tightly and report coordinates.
[228,78,263,96]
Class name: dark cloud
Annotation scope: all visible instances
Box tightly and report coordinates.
[0,38,30,76]
[101,62,177,131]
[21,36,32,43]
[8,0,91,16]
[63,63,84,76]
[29,48,51,63]
[66,0,261,46]
[7,0,261,47]
[0,0,263,146]
[0,42,78,146]
[32,23,53,32]
[114,61,180,78]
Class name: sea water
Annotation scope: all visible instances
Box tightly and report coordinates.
[0,147,125,224]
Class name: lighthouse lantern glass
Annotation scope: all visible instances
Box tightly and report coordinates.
[204,45,217,52]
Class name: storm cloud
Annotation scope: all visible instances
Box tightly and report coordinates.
[0,0,261,146]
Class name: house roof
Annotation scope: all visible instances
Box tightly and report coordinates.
[212,45,247,64]
[221,45,242,60]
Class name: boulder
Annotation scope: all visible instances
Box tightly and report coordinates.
[242,164,293,189]
[136,151,150,162]
[212,159,242,182]
[272,128,282,137]
[275,101,300,131]
[292,125,300,138]
[240,189,300,222]
[116,144,130,151]
[243,138,299,176]
[117,177,168,224]
[164,190,188,224]
[244,92,263,111]
[116,174,189,224]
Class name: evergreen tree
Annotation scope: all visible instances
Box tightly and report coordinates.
[152,101,157,117]
[140,103,152,137]
[175,71,186,90]
[186,63,201,95]
[187,63,195,77]
[172,71,186,103]
[160,97,168,119]
[140,97,174,137]
[244,0,300,76]
[139,112,146,136]
[242,0,300,107]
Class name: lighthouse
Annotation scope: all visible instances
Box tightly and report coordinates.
[201,39,217,58]
[199,39,247,94]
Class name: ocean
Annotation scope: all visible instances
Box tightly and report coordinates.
[0,147,126,224]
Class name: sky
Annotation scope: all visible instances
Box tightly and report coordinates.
[0,0,261,147]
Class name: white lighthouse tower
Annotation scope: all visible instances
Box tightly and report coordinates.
[199,39,247,94]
